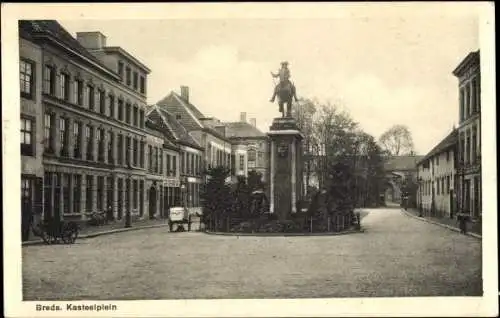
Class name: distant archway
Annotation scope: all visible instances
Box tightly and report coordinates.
[383,178,400,204]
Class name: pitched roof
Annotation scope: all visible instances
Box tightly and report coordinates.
[155,92,204,131]
[145,111,179,150]
[156,108,203,150]
[384,155,423,172]
[155,92,232,142]
[175,93,205,119]
[224,121,267,139]
[418,129,458,165]
[19,20,119,80]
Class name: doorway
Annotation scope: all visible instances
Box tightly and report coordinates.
[149,186,157,219]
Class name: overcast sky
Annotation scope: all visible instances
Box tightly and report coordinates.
[59,4,479,155]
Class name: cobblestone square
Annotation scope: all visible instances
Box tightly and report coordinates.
[22,209,482,300]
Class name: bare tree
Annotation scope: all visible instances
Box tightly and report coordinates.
[293,97,386,207]
[311,102,358,189]
[378,125,415,156]
[292,98,316,194]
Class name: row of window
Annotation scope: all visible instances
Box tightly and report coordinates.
[421,175,452,196]
[459,76,481,122]
[22,115,197,180]
[36,171,201,220]
[43,171,146,216]
[459,126,479,166]
[208,145,231,169]
[117,61,146,94]
[421,150,453,171]
[180,152,203,176]
[147,145,179,176]
[207,150,264,173]
[42,113,148,168]
[20,60,146,129]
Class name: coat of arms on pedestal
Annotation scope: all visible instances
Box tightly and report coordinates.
[277,143,289,157]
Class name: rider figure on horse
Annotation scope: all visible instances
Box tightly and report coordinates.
[270,61,299,103]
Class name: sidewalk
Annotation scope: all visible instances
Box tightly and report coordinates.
[22,218,171,246]
[402,208,482,239]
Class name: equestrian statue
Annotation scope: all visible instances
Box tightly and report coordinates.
[269,61,299,118]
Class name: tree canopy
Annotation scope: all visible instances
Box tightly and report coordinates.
[378,124,415,156]
[292,98,386,208]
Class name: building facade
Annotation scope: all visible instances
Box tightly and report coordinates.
[19,20,156,225]
[416,129,458,218]
[225,112,269,183]
[19,26,45,239]
[453,51,481,220]
[155,86,232,174]
[147,105,204,216]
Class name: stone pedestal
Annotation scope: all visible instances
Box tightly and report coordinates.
[268,117,303,221]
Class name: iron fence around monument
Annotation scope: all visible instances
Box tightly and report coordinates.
[203,210,360,234]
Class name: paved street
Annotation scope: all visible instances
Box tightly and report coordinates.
[22,208,482,300]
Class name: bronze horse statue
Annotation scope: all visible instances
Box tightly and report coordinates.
[270,61,299,118]
[275,81,298,118]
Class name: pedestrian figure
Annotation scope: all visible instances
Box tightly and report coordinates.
[458,213,468,234]
[106,205,113,223]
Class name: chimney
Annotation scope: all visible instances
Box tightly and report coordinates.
[180,86,189,102]
[250,118,256,127]
[76,31,107,50]
[240,112,247,123]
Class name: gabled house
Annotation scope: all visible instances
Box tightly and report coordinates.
[416,129,458,218]
[147,105,204,216]
[155,86,232,174]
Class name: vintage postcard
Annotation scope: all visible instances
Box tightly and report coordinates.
[2,2,497,317]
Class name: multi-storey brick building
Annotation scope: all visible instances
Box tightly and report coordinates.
[19,20,158,225]
[453,50,481,220]
[416,129,458,217]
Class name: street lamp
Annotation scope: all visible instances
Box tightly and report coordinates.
[180,179,191,231]
[180,183,186,208]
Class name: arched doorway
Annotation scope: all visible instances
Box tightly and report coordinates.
[149,186,157,219]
